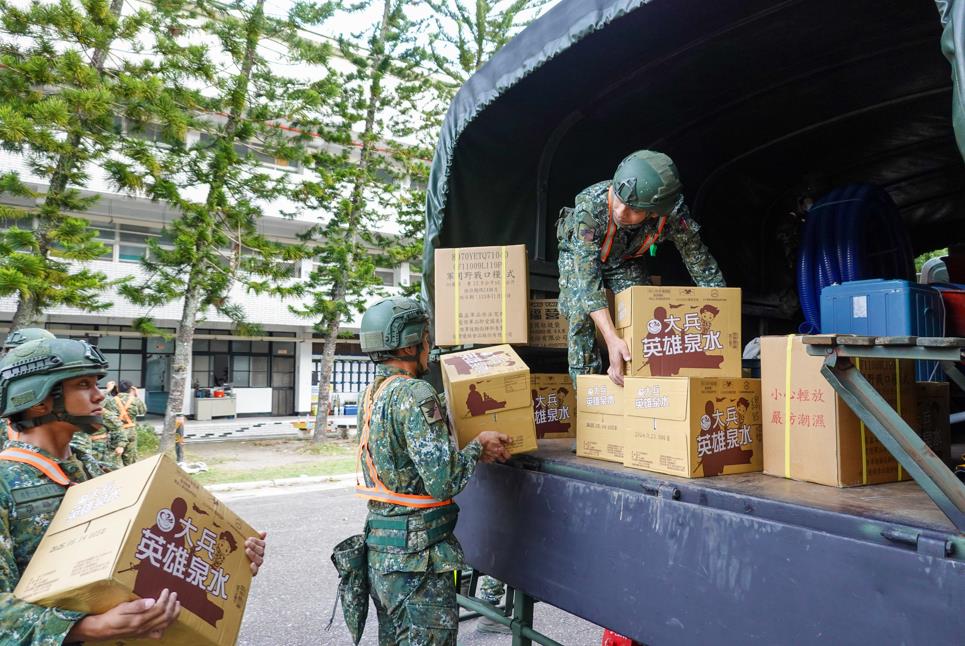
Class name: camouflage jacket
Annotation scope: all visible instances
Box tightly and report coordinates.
[103,393,147,431]
[0,439,107,644]
[356,364,483,574]
[557,181,725,318]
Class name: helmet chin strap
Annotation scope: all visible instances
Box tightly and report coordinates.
[10,386,104,435]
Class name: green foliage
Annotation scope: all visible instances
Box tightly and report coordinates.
[0,0,160,326]
[915,248,948,273]
[423,0,551,87]
[290,0,434,331]
[137,425,160,456]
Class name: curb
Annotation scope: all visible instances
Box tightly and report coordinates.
[205,472,356,493]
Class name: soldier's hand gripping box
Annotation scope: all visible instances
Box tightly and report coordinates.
[623,376,763,478]
[15,455,257,645]
[440,344,538,454]
[576,375,625,462]
[531,374,577,438]
[434,245,529,346]
[613,286,742,378]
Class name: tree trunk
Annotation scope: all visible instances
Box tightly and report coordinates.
[310,0,392,441]
[160,0,265,452]
[311,312,341,441]
[9,295,42,332]
[161,279,203,452]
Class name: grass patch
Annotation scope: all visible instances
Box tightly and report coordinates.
[191,458,357,485]
[137,428,159,456]
[296,442,356,457]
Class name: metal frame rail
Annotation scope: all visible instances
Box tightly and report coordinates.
[803,335,965,532]
[456,568,562,646]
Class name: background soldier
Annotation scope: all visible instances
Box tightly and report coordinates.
[103,380,147,466]
[355,297,511,645]
[556,149,726,386]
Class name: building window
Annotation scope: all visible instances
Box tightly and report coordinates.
[192,335,275,388]
[375,269,395,286]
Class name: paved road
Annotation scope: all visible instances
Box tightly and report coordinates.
[227,484,604,645]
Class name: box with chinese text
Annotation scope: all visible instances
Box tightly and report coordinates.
[15,455,256,645]
[434,245,529,346]
[440,344,538,454]
[531,374,576,438]
[528,299,568,348]
[576,375,625,462]
[761,336,918,487]
[623,376,762,478]
[613,286,742,378]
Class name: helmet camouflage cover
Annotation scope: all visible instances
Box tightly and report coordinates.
[2,327,55,351]
[612,150,683,214]
[359,297,429,361]
[0,338,109,429]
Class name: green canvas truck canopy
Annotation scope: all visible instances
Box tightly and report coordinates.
[423,0,965,315]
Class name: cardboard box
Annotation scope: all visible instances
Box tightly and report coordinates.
[16,455,256,645]
[613,286,742,378]
[440,344,537,454]
[917,381,951,463]
[528,299,568,348]
[576,375,625,462]
[434,245,529,346]
[761,336,918,487]
[623,376,763,478]
[531,374,576,438]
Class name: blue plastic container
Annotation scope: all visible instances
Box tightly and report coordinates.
[820,279,943,380]
[343,404,359,416]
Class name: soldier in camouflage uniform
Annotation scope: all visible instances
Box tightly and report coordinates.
[346,297,511,645]
[557,150,726,386]
[0,337,182,642]
[103,380,147,466]
[0,338,268,643]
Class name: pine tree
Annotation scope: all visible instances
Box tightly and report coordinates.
[290,0,437,441]
[0,0,159,329]
[423,0,550,88]
[114,0,332,451]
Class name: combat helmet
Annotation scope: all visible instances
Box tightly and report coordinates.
[0,337,109,434]
[359,297,429,361]
[2,327,55,353]
[612,150,683,214]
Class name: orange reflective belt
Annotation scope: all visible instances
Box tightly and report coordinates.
[113,395,135,429]
[0,447,73,486]
[356,375,453,509]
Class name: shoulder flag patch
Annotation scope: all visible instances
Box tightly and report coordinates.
[419,396,444,426]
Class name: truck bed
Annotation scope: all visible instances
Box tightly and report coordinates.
[454,439,964,645]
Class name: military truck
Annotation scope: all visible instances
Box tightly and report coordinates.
[423,1,965,644]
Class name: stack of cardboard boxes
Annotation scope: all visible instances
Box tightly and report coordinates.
[577,286,763,479]
[435,245,576,452]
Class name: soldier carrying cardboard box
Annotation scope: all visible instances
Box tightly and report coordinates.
[330,297,512,645]
[556,150,726,386]
[0,336,266,643]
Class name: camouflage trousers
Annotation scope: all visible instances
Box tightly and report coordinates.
[368,567,458,645]
[560,257,650,385]
[477,576,504,606]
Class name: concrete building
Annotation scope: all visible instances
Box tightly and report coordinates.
[0,130,418,419]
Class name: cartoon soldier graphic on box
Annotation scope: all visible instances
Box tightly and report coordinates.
[556,150,726,386]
